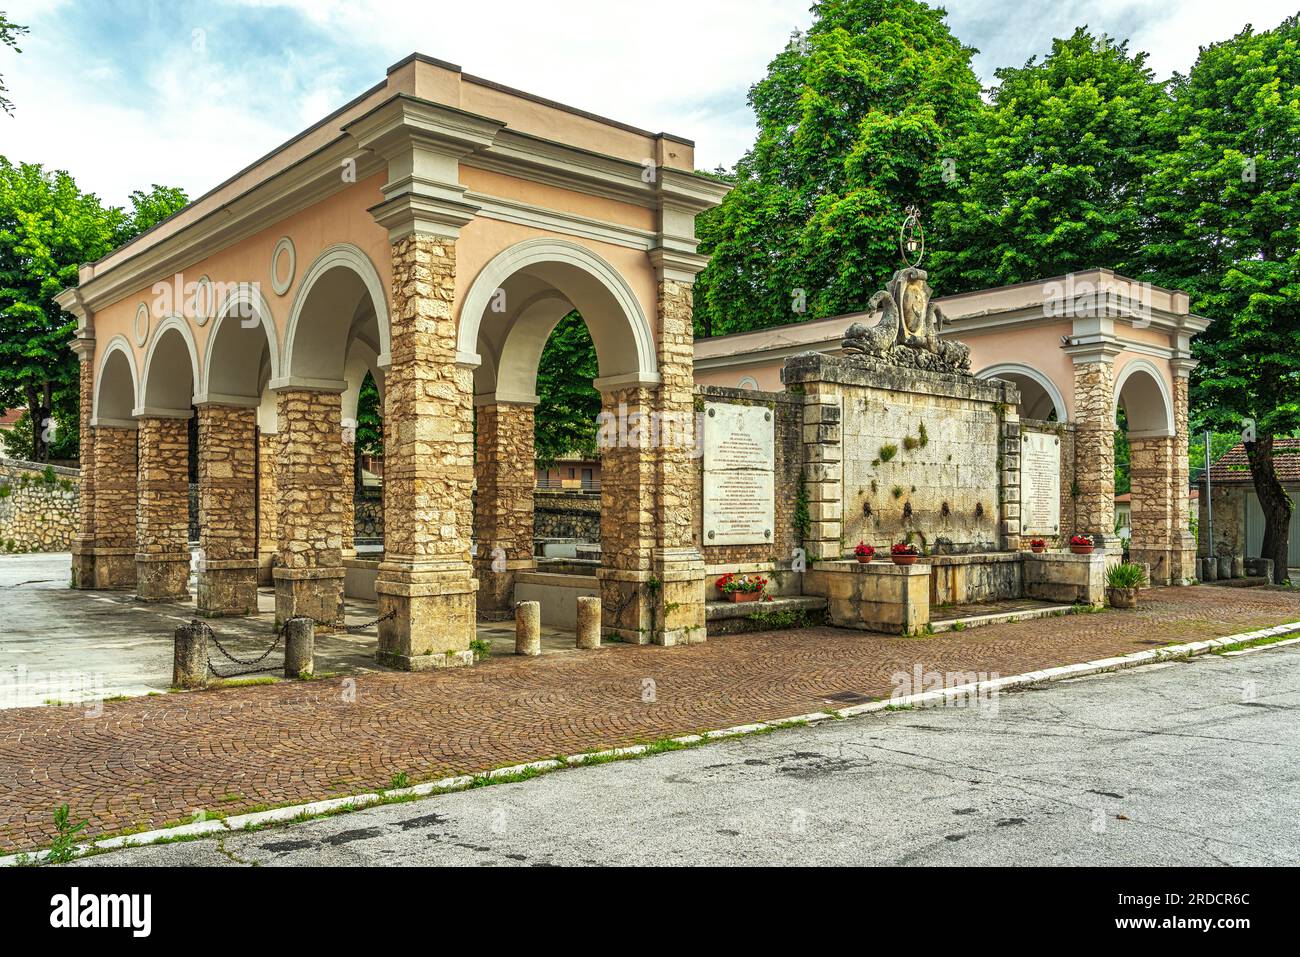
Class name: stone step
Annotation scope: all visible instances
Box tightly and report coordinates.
[930,602,1076,633]
[705,595,828,635]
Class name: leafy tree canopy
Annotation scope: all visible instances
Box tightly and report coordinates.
[931,27,1170,291]
[694,0,982,337]
[0,159,188,460]
[534,310,600,466]
[0,11,26,116]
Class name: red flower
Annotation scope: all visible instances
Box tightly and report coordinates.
[1030,539,1046,548]
[1070,535,1093,547]
[891,542,918,555]
[854,541,875,558]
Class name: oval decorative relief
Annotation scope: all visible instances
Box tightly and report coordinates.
[133,303,149,347]
[271,237,296,296]
[191,275,213,326]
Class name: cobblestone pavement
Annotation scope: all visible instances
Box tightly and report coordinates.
[1,583,1298,853]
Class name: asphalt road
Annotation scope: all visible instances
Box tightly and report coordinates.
[72,640,1300,866]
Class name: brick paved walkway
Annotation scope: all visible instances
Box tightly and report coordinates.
[1,585,1298,853]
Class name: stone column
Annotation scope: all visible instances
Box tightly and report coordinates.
[374,235,477,669]
[649,277,706,646]
[596,385,658,643]
[256,428,278,586]
[135,415,191,601]
[1072,359,1115,545]
[1169,374,1197,583]
[273,389,346,629]
[341,431,356,564]
[90,424,137,588]
[195,403,258,615]
[70,337,97,588]
[1129,435,1176,584]
[474,400,537,616]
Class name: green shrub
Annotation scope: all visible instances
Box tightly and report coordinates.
[1106,563,1148,589]
[878,443,897,462]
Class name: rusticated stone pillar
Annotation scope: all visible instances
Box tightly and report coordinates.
[1168,374,1197,583]
[474,400,536,616]
[1072,360,1115,545]
[596,277,706,647]
[256,429,278,586]
[596,385,658,643]
[341,432,357,563]
[135,416,191,601]
[195,404,258,615]
[90,424,137,588]
[70,339,97,588]
[273,389,346,629]
[374,235,477,670]
[1129,435,1176,584]
[649,277,706,646]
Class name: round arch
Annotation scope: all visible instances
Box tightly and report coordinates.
[200,283,280,403]
[279,243,390,387]
[976,363,1068,422]
[456,238,658,392]
[137,316,200,415]
[94,335,140,425]
[1114,358,1175,437]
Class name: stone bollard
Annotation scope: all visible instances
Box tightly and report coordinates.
[1246,557,1274,582]
[515,601,541,656]
[284,617,315,678]
[1201,557,1217,582]
[173,620,208,689]
[1231,556,1245,579]
[1217,555,1233,580]
[576,596,601,649]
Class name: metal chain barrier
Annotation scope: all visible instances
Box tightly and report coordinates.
[203,619,286,679]
[199,608,394,679]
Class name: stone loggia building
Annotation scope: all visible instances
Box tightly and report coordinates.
[57,55,728,666]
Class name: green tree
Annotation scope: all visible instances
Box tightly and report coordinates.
[694,0,982,337]
[534,311,600,466]
[931,28,1170,292]
[1143,16,1300,582]
[0,160,188,461]
[354,371,382,458]
[0,12,26,116]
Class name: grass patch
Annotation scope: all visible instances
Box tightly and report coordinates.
[1212,629,1300,656]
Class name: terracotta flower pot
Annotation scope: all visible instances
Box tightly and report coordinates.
[727,591,761,603]
[1070,545,1094,555]
[1030,545,1046,554]
[1108,586,1137,609]
[891,554,919,566]
[855,555,874,564]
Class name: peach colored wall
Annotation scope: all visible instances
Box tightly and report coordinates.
[453,216,659,340]
[964,321,1076,418]
[694,363,785,392]
[460,166,656,232]
[93,174,391,392]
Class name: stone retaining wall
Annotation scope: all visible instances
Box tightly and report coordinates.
[0,458,80,553]
[535,489,601,542]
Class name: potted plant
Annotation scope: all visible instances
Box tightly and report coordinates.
[853,541,876,564]
[715,572,767,603]
[890,542,920,566]
[1106,562,1148,608]
[1029,538,1047,554]
[1069,534,1095,555]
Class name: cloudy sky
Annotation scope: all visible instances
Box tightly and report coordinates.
[2,0,1295,207]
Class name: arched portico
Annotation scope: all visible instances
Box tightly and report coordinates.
[135,320,198,602]
[977,363,1067,422]
[59,60,727,664]
[192,289,279,615]
[1114,359,1190,583]
[461,239,666,624]
[268,243,391,628]
[81,338,140,589]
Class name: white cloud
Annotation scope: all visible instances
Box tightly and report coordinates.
[1,0,1295,207]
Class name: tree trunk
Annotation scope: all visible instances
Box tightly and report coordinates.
[1245,435,1293,584]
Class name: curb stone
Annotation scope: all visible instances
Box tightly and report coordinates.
[5,620,1299,867]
